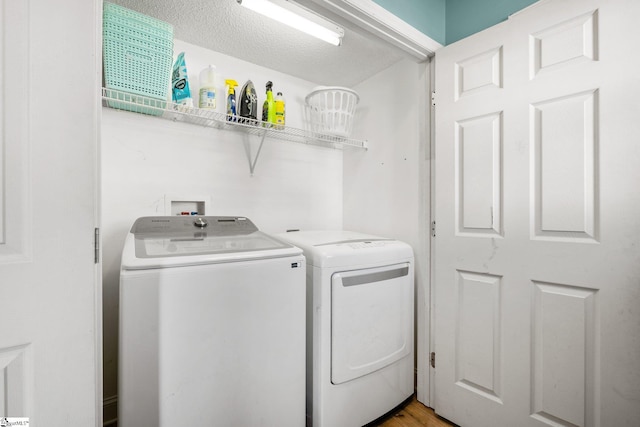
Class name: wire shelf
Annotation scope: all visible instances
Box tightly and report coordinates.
[101,87,368,150]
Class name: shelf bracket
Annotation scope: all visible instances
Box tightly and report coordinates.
[243,131,268,175]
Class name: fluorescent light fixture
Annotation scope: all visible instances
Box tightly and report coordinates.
[238,0,344,46]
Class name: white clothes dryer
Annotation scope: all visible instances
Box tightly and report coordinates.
[277,230,414,427]
[119,216,306,427]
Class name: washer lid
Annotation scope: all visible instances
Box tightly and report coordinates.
[121,216,301,270]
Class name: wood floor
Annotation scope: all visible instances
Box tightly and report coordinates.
[371,396,457,427]
[109,395,456,427]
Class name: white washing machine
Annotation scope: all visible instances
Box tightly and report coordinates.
[277,230,414,427]
[119,216,306,427]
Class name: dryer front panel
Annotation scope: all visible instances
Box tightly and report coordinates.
[330,262,413,384]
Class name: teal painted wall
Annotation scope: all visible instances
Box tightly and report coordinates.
[372,0,446,45]
[445,0,538,44]
[372,0,539,46]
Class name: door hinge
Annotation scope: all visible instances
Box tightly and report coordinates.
[94,227,100,264]
[430,351,436,368]
[431,221,436,237]
[431,91,436,107]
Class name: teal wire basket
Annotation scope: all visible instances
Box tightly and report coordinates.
[103,2,173,115]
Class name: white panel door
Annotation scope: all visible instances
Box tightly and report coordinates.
[434,0,640,426]
[0,0,100,425]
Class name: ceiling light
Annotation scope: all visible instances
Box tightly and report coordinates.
[237,0,344,46]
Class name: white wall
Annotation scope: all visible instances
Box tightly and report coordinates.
[101,40,344,421]
[345,57,431,402]
[346,59,426,243]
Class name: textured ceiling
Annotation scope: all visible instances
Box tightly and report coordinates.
[109,0,410,88]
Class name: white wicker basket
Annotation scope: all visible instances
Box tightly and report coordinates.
[304,86,359,138]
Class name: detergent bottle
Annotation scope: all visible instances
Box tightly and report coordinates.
[171,52,193,107]
[198,65,217,109]
[275,91,285,129]
[225,79,238,121]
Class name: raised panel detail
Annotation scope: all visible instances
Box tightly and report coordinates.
[455,271,502,403]
[530,10,598,78]
[455,47,503,100]
[0,344,30,417]
[0,0,31,262]
[531,90,598,242]
[531,281,599,427]
[455,113,502,237]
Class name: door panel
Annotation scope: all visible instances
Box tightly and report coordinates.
[455,112,503,236]
[455,271,502,403]
[531,281,599,427]
[530,10,598,78]
[531,90,598,241]
[434,1,640,426]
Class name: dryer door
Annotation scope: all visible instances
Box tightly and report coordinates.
[331,262,413,384]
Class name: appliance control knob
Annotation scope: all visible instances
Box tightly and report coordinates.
[194,217,208,228]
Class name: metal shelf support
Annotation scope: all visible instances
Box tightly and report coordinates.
[244,131,268,176]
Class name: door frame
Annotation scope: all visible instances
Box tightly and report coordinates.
[93,0,104,427]
[92,0,104,427]
[427,57,437,407]
[94,0,104,424]
[415,57,436,407]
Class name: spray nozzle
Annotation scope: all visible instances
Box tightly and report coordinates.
[225,79,238,94]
